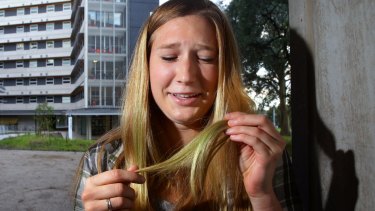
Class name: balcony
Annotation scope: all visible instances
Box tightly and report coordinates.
[0,47,73,61]
[0,83,77,96]
[0,29,72,44]
[0,10,71,27]
[0,65,74,78]
[0,100,85,111]
[0,0,71,10]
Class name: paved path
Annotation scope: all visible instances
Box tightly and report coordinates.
[0,150,84,210]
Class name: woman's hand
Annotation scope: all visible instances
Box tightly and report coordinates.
[82,165,145,211]
[225,112,286,210]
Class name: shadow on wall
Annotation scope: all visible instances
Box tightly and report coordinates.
[290,29,359,211]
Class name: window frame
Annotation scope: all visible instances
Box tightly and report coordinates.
[29,97,37,103]
[30,24,38,32]
[16,25,24,33]
[46,96,54,103]
[29,78,37,85]
[16,78,24,86]
[16,43,24,51]
[30,42,38,50]
[62,77,71,84]
[0,10,4,17]
[46,59,54,66]
[0,80,3,86]
[63,39,71,48]
[0,62,4,69]
[0,44,4,51]
[30,6,38,14]
[46,22,54,31]
[17,8,25,16]
[16,61,24,68]
[46,5,55,13]
[46,40,54,49]
[0,27,4,34]
[46,78,54,85]
[62,58,71,66]
[63,3,71,11]
[29,60,37,68]
[16,97,24,104]
[63,21,71,30]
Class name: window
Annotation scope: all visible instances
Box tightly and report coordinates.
[46,78,54,85]
[63,21,71,30]
[0,45,4,51]
[63,3,71,11]
[30,42,38,50]
[29,97,37,103]
[62,96,71,103]
[17,8,25,16]
[46,59,54,66]
[62,58,70,66]
[16,97,24,103]
[16,61,24,68]
[16,79,24,86]
[46,23,54,31]
[29,78,37,85]
[16,43,24,50]
[29,60,37,68]
[46,96,54,103]
[0,10,4,17]
[63,39,70,48]
[47,5,55,13]
[30,7,38,14]
[46,41,54,49]
[30,24,38,32]
[0,62,4,68]
[0,27,4,34]
[17,26,24,33]
[0,80,3,86]
[62,77,71,84]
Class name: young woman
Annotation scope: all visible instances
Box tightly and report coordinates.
[73,0,300,210]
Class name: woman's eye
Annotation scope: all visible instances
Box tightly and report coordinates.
[198,57,215,63]
[161,56,177,61]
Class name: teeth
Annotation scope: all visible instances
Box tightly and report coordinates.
[173,93,199,98]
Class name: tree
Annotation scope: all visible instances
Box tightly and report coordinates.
[35,102,55,136]
[226,0,291,135]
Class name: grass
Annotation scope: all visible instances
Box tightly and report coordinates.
[0,134,96,152]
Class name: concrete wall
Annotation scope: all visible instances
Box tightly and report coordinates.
[289,0,375,210]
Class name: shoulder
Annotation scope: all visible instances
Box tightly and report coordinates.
[84,139,123,174]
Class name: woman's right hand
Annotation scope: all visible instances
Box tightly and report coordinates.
[81,165,145,211]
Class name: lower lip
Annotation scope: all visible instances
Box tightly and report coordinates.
[169,94,201,106]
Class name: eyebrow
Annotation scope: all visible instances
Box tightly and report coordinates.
[156,42,217,51]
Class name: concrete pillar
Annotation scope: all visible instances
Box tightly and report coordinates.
[86,116,92,140]
[289,1,375,210]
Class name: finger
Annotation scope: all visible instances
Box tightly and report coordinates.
[226,126,285,152]
[127,165,139,172]
[86,197,134,211]
[88,169,145,186]
[91,183,137,200]
[225,112,283,142]
[229,133,271,156]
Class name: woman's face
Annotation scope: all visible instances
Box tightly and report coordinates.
[149,15,218,128]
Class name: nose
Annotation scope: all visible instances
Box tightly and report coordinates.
[176,57,197,84]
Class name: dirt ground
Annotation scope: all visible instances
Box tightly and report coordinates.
[0,149,84,210]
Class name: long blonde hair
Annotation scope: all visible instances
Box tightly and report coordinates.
[83,0,255,210]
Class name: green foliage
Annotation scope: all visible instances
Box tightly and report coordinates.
[34,102,55,135]
[226,0,291,135]
[0,134,95,152]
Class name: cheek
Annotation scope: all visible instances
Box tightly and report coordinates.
[202,69,219,91]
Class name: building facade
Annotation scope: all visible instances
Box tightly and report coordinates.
[0,0,159,139]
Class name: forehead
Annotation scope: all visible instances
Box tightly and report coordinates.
[150,15,217,48]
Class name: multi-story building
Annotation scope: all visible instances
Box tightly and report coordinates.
[0,0,159,139]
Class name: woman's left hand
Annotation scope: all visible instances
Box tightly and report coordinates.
[225,112,286,210]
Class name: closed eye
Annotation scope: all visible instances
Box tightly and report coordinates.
[161,56,178,62]
[198,57,216,63]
